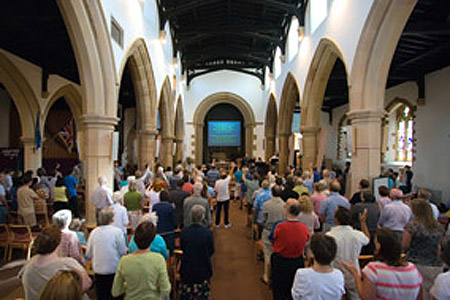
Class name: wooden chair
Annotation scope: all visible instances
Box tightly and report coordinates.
[7,225,32,261]
[0,224,9,261]
[171,249,183,300]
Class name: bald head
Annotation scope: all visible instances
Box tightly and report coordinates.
[330,181,341,193]
[285,198,301,219]
[390,188,404,200]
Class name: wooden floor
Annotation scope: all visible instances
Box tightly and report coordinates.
[211,201,271,300]
[1,200,271,300]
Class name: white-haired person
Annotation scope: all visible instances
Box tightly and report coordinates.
[87,207,127,300]
[52,209,85,266]
[128,212,169,260]
[91,176,113,222]
[111,192,129,244]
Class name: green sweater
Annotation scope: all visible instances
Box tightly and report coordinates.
[124,191,143,211]
[112,252,171,300]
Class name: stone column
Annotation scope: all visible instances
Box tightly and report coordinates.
[174,138,184,166]
[21,137,42,171]
[81,115,117,225]
[347,110,384,195]
[301,126,319,170]
[265,134,276,162]
[278,132,291,174]
[194,123,204,166]
[244,123,254,157]
[137,129,157,170]
[162,136,174,168]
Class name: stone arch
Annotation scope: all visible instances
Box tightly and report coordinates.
[159,76,175,167]
[346,0,417,193]
[43,84,83,133]
[193,92,256,165]
[264,94,278,162]
[174,95,185,165]
[300,38,349,169]
[118,38,158,168]
[0,51,40,170]
[385,97,414,113]
[277,72,300,173]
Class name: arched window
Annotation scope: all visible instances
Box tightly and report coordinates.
[395,105,413,161]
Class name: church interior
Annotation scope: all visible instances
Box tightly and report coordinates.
[1,0,450,299]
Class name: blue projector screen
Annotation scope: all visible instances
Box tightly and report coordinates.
[208,121,241,147]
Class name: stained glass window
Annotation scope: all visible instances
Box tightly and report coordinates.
[396,105,413,161]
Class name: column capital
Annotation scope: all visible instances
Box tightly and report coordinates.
[80,114,119,128]
[174,138,183,143]
[137,129,158,137]
[300,126,319,135]
[21,137,35,145]
[347,109,385,123]
[162,136,175,142]
[278,132,292,138]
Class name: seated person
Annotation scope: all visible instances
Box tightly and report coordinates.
[291,233,345,299]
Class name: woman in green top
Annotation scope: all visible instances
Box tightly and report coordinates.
[112,221,171,300]
[123,180,144,229]
[53,177,70,213]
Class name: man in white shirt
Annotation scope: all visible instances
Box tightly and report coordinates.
[87,207,127,300]
[214,162,235,228]
[91,176,113,222]
[111,192,129,244]
[327,207,369,300]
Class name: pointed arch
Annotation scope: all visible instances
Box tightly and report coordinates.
[159,76,175,167]
[301,38,349,129]
[118,38,158,132]
[265,94,278,161]
[193,92,256,165]
[174,95,185,164]
[277,72,300,172]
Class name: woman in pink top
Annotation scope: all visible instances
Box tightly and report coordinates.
[310,182,328,216]
[343,228,422,300]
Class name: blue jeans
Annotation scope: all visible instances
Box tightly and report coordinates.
[0,206,7,224]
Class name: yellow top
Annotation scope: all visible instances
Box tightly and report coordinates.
[53,186,68,202]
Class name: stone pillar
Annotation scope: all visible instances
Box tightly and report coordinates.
[137,129,157,170]
[347,110,384,195]
[265,134,276,162]
[81,115,117,225]
[244,123,254,157]
[301,126,319,170]
[278,132,291,174]
[174,138,184,166]
[21,137,42,171]
[162,136,174,168]
[194,123,203,165]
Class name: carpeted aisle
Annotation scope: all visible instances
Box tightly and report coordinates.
[210,200,271,300]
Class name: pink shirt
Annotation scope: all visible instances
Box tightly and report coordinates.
[311,193,327,216]
[58,229,85,266]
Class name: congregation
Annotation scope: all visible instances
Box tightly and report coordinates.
[1,157,450,300]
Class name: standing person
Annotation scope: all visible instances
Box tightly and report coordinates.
[280,176,299,201]
[327,207,369,300]
[269,199,310,300]
[87,207,127,300]
[343,228,422,300]
[430,236,450,300]
[52,209,85,266]
[402,199,445,300]
[377,185,391,209]
[310,181,328,217]
[145,180,164,211]
[38,270,83,300]
[114,161,123,192]
[404,165,413,194]
[214,162,234,228]
[254,180,273,238]
[260,185,285,284]
[242,169,260,226]
[53,177,70,213]
[319,181,350,232]
[297,196,320,237]
[180,205,214,300]
[123,180,144,230]
[152,190,175,255]
[111,192,129,244]
[17,173,39,227]
[112,222,171,300]
[234,165,243,207]
[170,179,190,229]
[417,188,440,219]
[64,168,80,218]
[293,177,310,197]
[206,165,220,187]
[91,176,113,222]
[378,188,412,241]
[184,182,211,228]
[351,191,380,254]
[19,226,92,300]
[291,233,345,300]
[350,179,370,205]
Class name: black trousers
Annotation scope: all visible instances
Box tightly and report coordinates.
[69,195,80,218]
[271,253,304,300]
[95,273,123,300]
[53,201,69,213]
[215,200,230,226]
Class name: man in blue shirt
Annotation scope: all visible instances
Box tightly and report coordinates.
[254,180,272,239]
[319,181,350,232]
[64,168,79,218]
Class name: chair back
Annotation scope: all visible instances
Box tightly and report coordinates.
[0,225,8,244]
[8,225,32,244]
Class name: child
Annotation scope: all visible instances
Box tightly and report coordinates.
[291,233,345,300]
[69,218,87,246]
[430,235,450,299]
